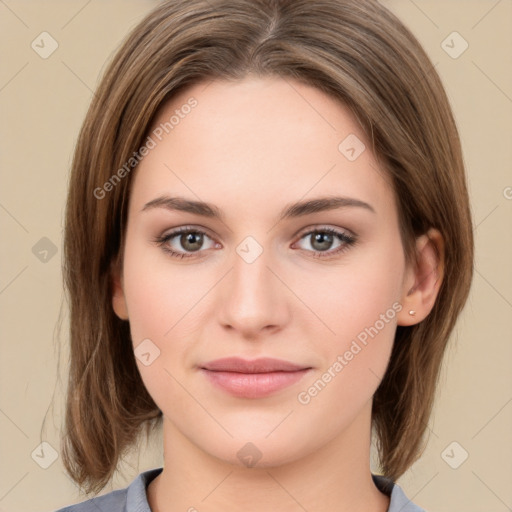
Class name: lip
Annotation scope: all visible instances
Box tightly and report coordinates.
[201,357,309,373]
[199,357,312,398]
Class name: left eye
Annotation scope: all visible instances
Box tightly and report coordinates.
[293,227,356,258]
[154,226,356,260]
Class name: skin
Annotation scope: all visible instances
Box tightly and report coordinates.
[111,75,444,512]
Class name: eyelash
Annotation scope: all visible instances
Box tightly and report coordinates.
[153,226,357,260]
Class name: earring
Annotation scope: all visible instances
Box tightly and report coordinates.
[409,310,416,316]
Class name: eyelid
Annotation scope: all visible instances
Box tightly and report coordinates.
[295,223,355,239]
[159,224,217,240]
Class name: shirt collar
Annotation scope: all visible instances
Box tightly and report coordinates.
[126,467,425,512]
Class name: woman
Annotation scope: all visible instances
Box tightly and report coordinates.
[56,0,474,510]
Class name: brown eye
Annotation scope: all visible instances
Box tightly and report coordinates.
[294,227,356,259]
[179,232,204,252]
[154,227,216,259]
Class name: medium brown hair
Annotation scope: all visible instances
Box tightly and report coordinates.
[61,0,474,495]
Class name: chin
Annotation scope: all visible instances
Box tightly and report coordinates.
[197,430,318,470]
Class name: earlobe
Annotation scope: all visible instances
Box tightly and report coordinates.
[110,259,129,321]
[397,228,444,326]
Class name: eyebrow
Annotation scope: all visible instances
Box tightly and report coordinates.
[141,194,375,221]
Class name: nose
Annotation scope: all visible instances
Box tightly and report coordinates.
[217,241,289,339]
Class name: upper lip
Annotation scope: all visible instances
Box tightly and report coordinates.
[200,357,310,373]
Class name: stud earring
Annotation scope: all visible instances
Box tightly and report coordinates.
[409,310,416,316]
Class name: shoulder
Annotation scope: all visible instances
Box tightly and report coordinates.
[53,488,127,512]
[53,467,163,512]
[372,474,428,512]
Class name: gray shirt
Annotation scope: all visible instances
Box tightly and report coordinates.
[54,467,426,511]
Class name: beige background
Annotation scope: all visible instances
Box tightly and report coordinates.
[0,1,511,511]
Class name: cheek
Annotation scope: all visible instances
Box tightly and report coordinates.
[304,247,404,347]
[294,274,402,431]
[121,234,195,341]
[120,238,210,393]
[121,243,196,411]
[297,243,404,396]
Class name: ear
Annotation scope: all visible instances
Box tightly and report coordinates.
[110,256,129,321]
[397,228,444,326]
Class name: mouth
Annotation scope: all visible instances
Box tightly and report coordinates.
[199,357,312,398]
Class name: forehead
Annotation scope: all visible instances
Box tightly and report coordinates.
[151,75,367,157]
[129,76,394,219]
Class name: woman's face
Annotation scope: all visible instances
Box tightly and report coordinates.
[112,76,415,467]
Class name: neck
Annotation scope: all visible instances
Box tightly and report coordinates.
[147,402,390,512]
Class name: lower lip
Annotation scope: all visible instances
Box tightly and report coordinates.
[200,369,311,398]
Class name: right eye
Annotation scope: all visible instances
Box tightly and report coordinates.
[153,227,218,259]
